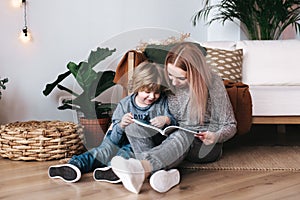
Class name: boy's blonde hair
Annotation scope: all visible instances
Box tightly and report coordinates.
[130,61,167,94]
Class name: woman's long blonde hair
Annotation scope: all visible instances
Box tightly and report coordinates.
[165,42,212,124]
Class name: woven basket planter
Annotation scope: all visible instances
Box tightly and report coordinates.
[0,120,84,161]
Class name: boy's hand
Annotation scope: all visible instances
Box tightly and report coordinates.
[150,116,170,128]
[120,113,133,129]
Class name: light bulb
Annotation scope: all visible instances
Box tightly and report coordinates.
[11,0,23,8]
[19,27,32,43]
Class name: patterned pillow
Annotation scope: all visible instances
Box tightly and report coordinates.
[205,47,243,82]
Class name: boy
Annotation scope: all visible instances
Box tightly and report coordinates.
[48,61,175,183]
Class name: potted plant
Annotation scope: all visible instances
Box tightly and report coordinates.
[43,47,117,148]
[0,77,8,100]
[192,0,300,40]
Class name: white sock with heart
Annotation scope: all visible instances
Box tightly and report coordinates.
[111,156,145,194]
[150,169,180,193]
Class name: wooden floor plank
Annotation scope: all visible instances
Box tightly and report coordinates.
[1,157,299,200]
[1,125,300,200]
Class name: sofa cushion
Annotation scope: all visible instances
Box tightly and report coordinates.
[236,40,300,85]
[205,47,243,82]
[224,80,252,134]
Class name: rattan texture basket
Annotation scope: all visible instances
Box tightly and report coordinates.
[0,120,84,161]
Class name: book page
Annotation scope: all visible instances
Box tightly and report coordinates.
[133,119,197,136]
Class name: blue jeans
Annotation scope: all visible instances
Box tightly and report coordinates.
[68,131,134,173]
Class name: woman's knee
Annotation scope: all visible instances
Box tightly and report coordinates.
[186,140,223,163]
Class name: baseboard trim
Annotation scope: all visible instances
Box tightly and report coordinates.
[252,116,300,124]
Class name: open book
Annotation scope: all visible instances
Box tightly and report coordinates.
[133,119,198,136]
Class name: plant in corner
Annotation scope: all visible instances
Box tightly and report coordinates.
[43,47,117,148]
[0,77,8,100]
[192,0,300,40]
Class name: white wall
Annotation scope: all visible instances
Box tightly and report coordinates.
[0,0,258,124]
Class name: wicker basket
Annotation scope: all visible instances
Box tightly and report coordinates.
[0,120,84,161]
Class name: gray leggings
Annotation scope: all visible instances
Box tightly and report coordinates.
[125,123,222,172]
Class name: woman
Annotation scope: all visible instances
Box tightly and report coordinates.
[110,42,237,194]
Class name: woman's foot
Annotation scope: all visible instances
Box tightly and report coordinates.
[93,166,121,183]
[111,156,145,194]
[150,169,180,193]
[48,164,81,183]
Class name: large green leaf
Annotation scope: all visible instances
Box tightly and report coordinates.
[94,71,116,98]
[57,84,79,97]
[43,47,117,119]
[43,71,71,96]
[67,61,98,90]
[70,71,116,118]
[88,47,116,68]
[67,47,116,90]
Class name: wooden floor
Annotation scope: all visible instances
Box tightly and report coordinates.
[1,125,300,200]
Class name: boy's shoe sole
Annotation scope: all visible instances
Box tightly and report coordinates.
[93,166,121,183]
[150,169,180,193]
[48,164,81,183]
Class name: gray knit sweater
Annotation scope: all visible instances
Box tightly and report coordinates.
[110,93,176,145]
[168,74,237,143]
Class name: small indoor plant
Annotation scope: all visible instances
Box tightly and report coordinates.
[43,47,117,148]
[192,0,300,40]
[0,77,8,100]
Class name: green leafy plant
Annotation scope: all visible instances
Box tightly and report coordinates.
[43,47,117,119]
[192,0,300,40]
[0,77,8,100]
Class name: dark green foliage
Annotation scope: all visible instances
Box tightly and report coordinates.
[144,42,207,64]
[192,0,300,40]
[144,43,177,64]
[0,77,8,99]
[43,47,117,119]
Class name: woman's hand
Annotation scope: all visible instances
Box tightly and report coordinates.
[194,131,218,145]
[150,116,170,128]
[120,113,133,129]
